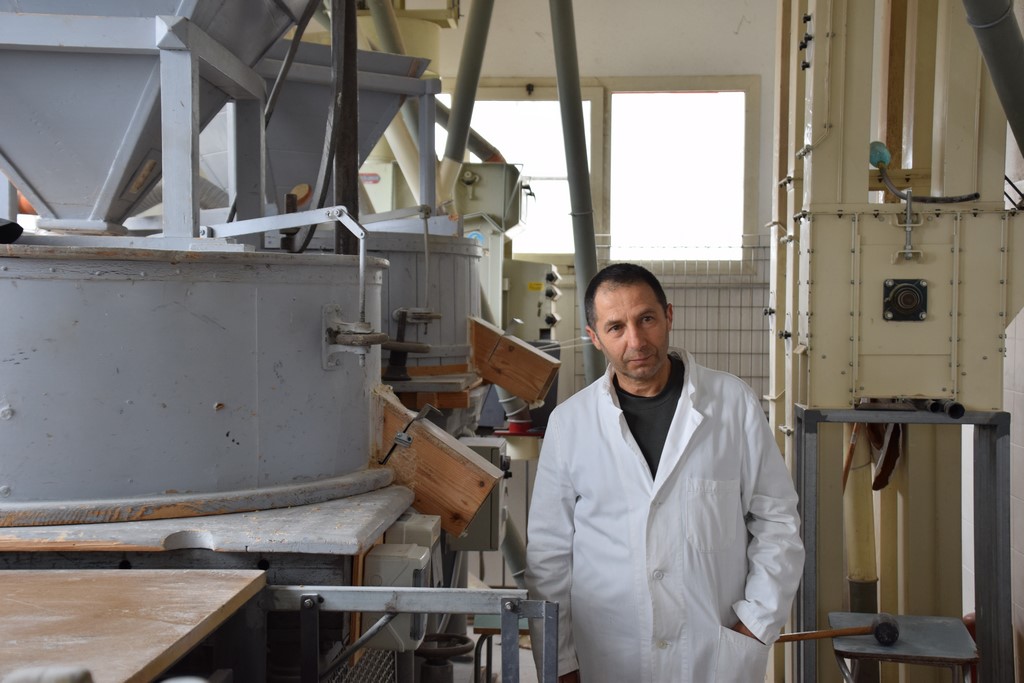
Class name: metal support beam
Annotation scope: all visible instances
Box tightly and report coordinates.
[265,586,560,682]
[159,43,200,239]
[300,593,320,683]
[793,405,1012,682]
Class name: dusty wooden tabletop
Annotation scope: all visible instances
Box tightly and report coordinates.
[0,569,265,682]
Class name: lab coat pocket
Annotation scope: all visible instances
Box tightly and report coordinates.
[685,478,739,551]
[714,625,770,682]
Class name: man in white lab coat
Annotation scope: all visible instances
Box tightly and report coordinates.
[525,263,804,682]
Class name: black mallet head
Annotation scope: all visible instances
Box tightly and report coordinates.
[0,219,23,244]
[872,613,900,646]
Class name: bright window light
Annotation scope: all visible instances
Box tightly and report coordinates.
[610,91,745,260]
[437,96,589,254]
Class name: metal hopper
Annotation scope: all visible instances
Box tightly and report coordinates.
[199,41,431,213]
[0,0,309,232]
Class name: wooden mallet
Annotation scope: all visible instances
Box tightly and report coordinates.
[777,613,900,646]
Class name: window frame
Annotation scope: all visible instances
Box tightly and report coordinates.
[447,75,759,272]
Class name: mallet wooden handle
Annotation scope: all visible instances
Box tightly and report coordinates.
[776,613,900,646]
[777,625,874,643]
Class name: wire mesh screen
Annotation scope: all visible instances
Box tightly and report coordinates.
[328,649,396,683]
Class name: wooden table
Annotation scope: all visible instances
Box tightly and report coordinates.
[0,569,265,683]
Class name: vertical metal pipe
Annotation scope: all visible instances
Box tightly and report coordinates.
[333,0,360,255]
[418,88,437,209]
[548,0,604,384]
[438,0,496,206]
[962,0,1024,159]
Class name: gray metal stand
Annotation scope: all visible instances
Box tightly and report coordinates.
[792,405,1011,682]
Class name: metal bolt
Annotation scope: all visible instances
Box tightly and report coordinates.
[885,279,894,287]
[302,598,315,609]
[0,406,12,420]
[918,312,926,320]
[919,280,927,287]
[504,601,514,611]
[884,311,894,320]
[0,485,9,498]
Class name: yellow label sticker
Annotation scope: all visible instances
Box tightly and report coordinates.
[527,282,544,291]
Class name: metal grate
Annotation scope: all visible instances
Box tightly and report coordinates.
[328,649,396,683]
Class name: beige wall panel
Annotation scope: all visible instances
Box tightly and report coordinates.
[804,214,856,407]
[858,356,951,398]
[958,213,1010,410]
[801,0,876,206]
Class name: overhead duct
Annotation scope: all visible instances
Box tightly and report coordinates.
[962,0,1024,159]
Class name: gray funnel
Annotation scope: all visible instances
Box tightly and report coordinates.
[254,41,430,212]
[0,0,308,230]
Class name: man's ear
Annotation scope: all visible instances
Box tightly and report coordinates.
[585,325,602,352]
[665,303,673,327]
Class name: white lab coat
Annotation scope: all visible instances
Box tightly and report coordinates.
[526,351,804,682]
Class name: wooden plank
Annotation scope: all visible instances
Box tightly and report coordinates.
[0,569,265,683]
[0,487,413,555]
[397,390,472,410]
[386,374,476,393]
[468,317,560,402]
[883,0,909,204]
[405,363,470,377]
[372,386,502,536]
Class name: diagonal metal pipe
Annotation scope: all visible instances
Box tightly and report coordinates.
[549,0,603,384]
[962,0,1024,159]
[438,0,496,211]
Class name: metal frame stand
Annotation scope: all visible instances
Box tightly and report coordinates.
[792,405,1011,682]
[266,585,559,683]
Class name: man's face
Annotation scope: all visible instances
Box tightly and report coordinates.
[585,281,674,396]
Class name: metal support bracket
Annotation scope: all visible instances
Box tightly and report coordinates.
[792,405,1012,682]
[265,586,560,683]
[299,593,321,683]
[378,403,442,465]
[322,305,388,367]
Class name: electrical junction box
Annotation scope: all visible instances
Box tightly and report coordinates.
[385,512,442,588]
[503,259,561,341]
[361,543,430,651]
[450,437,507,552]
[454,162,522,230]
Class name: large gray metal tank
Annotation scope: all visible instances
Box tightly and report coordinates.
[370,233,482,368]
[0,0,308,228]
[0,246,387,526]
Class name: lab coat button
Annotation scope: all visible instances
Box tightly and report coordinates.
[652,569,665,580]
[656,640,669,650]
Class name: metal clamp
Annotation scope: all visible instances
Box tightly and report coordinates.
[378,403,442,465]
[322,304,388,368]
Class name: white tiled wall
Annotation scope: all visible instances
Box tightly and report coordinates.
[564,240,773,409]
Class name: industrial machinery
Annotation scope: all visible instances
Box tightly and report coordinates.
[769,1,1020,681]
[0,2,558,681]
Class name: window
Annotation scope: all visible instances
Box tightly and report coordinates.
[609,90,747,261]
[436,87,597,257]
[437,77,757,263]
